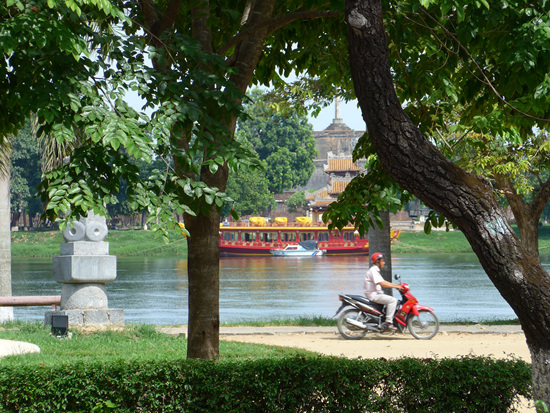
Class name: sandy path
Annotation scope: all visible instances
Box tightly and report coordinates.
[221,330,531,361]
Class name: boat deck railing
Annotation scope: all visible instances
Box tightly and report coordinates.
[221,221,333,228]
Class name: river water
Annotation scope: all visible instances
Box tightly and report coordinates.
[11,253,549,325]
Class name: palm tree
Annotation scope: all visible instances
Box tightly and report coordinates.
[0,137,13,322]
[0,116,69,322]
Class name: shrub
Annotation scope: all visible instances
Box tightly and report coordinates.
[0,356,530,412]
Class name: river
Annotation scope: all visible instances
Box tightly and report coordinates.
[10,253,546,325]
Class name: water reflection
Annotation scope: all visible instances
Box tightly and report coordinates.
[10,253,542,324]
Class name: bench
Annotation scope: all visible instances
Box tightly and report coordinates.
[0,296,61,311]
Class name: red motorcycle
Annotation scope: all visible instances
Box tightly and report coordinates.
[335,274,439,340]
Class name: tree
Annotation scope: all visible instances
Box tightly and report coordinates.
[3,0,348,360]
[367,211,393,291]
[104,1,350,360]
[10,120,42,229]
[236,90,318,194]
[285,191,309,214]
[225,164,275,218]
[343,0,550,404]
[0,157,12,322]
[447,128,550,260]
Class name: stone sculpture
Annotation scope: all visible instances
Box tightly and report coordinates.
[51,213,124,327]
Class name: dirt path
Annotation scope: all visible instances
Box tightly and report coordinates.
[221,330,531,361]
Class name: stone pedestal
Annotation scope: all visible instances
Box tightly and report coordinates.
[52,214,124,327]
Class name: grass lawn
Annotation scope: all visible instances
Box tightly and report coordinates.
[393,224,550,254]
[0,322,313,368]
[11,228,187,257]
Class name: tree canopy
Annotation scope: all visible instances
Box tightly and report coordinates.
[2,0,350,359]
[224,138,275,217]
[236,90,318,194]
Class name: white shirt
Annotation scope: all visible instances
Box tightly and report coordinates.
[363,264,384,300]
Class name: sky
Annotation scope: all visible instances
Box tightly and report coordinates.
[309,99,366,132]
[126,89,366,132]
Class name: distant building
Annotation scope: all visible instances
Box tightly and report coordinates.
[301,98,365,190]
[268,99,367,222]
[306,153,365,223]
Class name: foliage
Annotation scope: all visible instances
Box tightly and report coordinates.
[2,0,262,239]
[285,190,309,213]
[36,29,256,238]
[386,0,550,138]
[222,136,275,217]
[326,0,550,238]
[324,140,411,235]
[385,0,550,233]
[225,162,275,217]
[0,353,531,412]
[10,120,42,223]
[236,89,318,194]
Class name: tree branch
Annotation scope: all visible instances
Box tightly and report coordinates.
[418,8,550,124]
[218,10,340,57]
[192,0,213,53]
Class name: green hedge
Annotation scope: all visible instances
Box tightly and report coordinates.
[0,356,530,412]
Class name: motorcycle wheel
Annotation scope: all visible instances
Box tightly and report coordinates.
[407,310,439,340]
[337,309,369,340]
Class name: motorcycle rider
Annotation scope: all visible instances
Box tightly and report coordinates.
[364,252,403,332]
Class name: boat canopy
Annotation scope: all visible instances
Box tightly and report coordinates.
[295,217,312,226]
[299,240,319,250]
[250,217,266,226]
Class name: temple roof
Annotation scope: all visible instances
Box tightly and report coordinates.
[328,180,351,194]
[324,158,362,172]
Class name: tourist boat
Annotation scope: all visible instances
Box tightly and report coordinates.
[219,216,401,257]
[270,241,326,257]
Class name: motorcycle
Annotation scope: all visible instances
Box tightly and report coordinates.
[334,274,439,340]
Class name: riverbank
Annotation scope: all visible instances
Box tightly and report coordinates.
[11,228,187,257]
[12,224,550,257]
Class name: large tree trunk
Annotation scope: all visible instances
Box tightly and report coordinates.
[346,0,550,404]
[185,207,221,359]
[367,210,393,293]
[0,172,13,322]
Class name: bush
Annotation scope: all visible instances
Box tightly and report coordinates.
[0,356,530,412]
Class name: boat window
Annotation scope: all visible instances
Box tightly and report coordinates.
[281,232,296,242]
[243,232,256,242]
[223,231,238,241]
[261,232,276,242]
[343,232,355,241]
[318,232,330,242]
[299,232,314,241]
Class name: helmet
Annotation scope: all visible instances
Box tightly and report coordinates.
[371,252,384,263]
